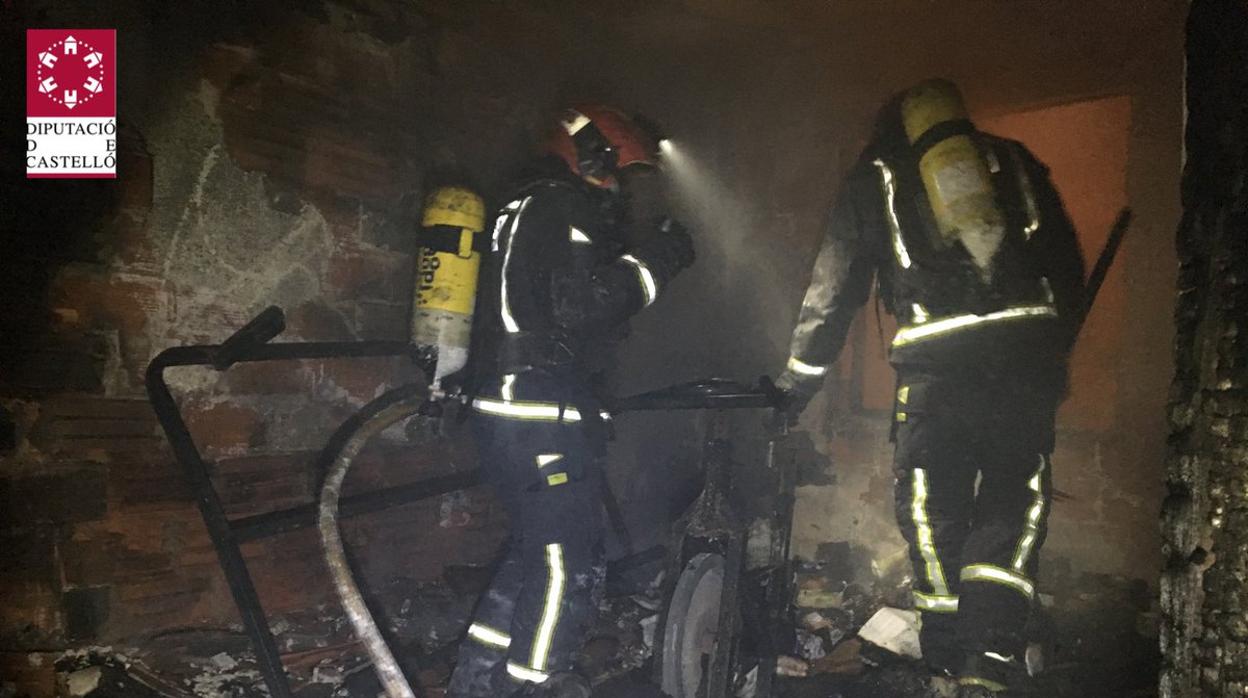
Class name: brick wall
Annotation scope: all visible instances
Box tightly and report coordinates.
[0,0,537,658]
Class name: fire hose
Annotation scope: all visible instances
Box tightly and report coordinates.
[317,184,488,697]
[317,383,431,698]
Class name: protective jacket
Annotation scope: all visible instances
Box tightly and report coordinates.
[781,133,1086,388]
[471,156,690,419]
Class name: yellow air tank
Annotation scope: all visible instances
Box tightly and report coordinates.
[900,79,1005,276]
[411,186,485,388]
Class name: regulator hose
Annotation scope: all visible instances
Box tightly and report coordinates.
[317,382,431,698]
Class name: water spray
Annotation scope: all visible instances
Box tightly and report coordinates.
[657,137,798,370]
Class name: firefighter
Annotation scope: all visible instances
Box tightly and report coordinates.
[447,105,695,698]
[774,80,1086,696]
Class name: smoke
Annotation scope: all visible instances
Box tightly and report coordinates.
[657,139,796,375]
[606,140,782,552]
[659,139,750,269]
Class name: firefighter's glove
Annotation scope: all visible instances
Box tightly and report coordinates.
[632,217,695,287]
[773,369,821,428]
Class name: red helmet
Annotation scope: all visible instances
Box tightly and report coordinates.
[543,105,659,188]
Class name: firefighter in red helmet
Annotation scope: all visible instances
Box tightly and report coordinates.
[447,105,694,698]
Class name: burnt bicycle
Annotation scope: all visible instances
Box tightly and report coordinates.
[609,378,797,698]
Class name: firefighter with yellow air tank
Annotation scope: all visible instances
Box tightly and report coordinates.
[775,79,1087,696]
[444,105,695,698]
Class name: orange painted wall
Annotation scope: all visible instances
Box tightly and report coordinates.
[981,97,1132,432]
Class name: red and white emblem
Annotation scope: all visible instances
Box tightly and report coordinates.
[27,29,115,118]
[26,29,117,178]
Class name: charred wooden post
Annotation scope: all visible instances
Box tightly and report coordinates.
[1160,2,1248,696]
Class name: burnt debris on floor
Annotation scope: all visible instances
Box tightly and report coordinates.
[2,537,1159,698]
[7,567,485,698]
[776,542,1160,698]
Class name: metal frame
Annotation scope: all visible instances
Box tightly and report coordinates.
[145,308,480,698]
[146,306,790,698]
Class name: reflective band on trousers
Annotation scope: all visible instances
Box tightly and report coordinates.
[619,254,658,306]
[913,591,959,613]
[1011,455,1048,571]
[892,304,1058,347]
[961,563,1036,599]
[531,544,565,672]
[911,469,950,595]
[787,356,829,377]
[471,397,583,422]
[872,159,912,269]
[499,196,535,333]
[467,623,511,649]
[507,662,549,684]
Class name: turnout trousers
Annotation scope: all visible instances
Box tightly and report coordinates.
[447,411,607,698]
[891,367,1058,675]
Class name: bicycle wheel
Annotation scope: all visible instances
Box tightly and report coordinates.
[660,552,739,698]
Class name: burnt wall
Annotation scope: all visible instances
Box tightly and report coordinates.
[1160,1,1248,696]
[0,2,798,690]
[0,0,563,660]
